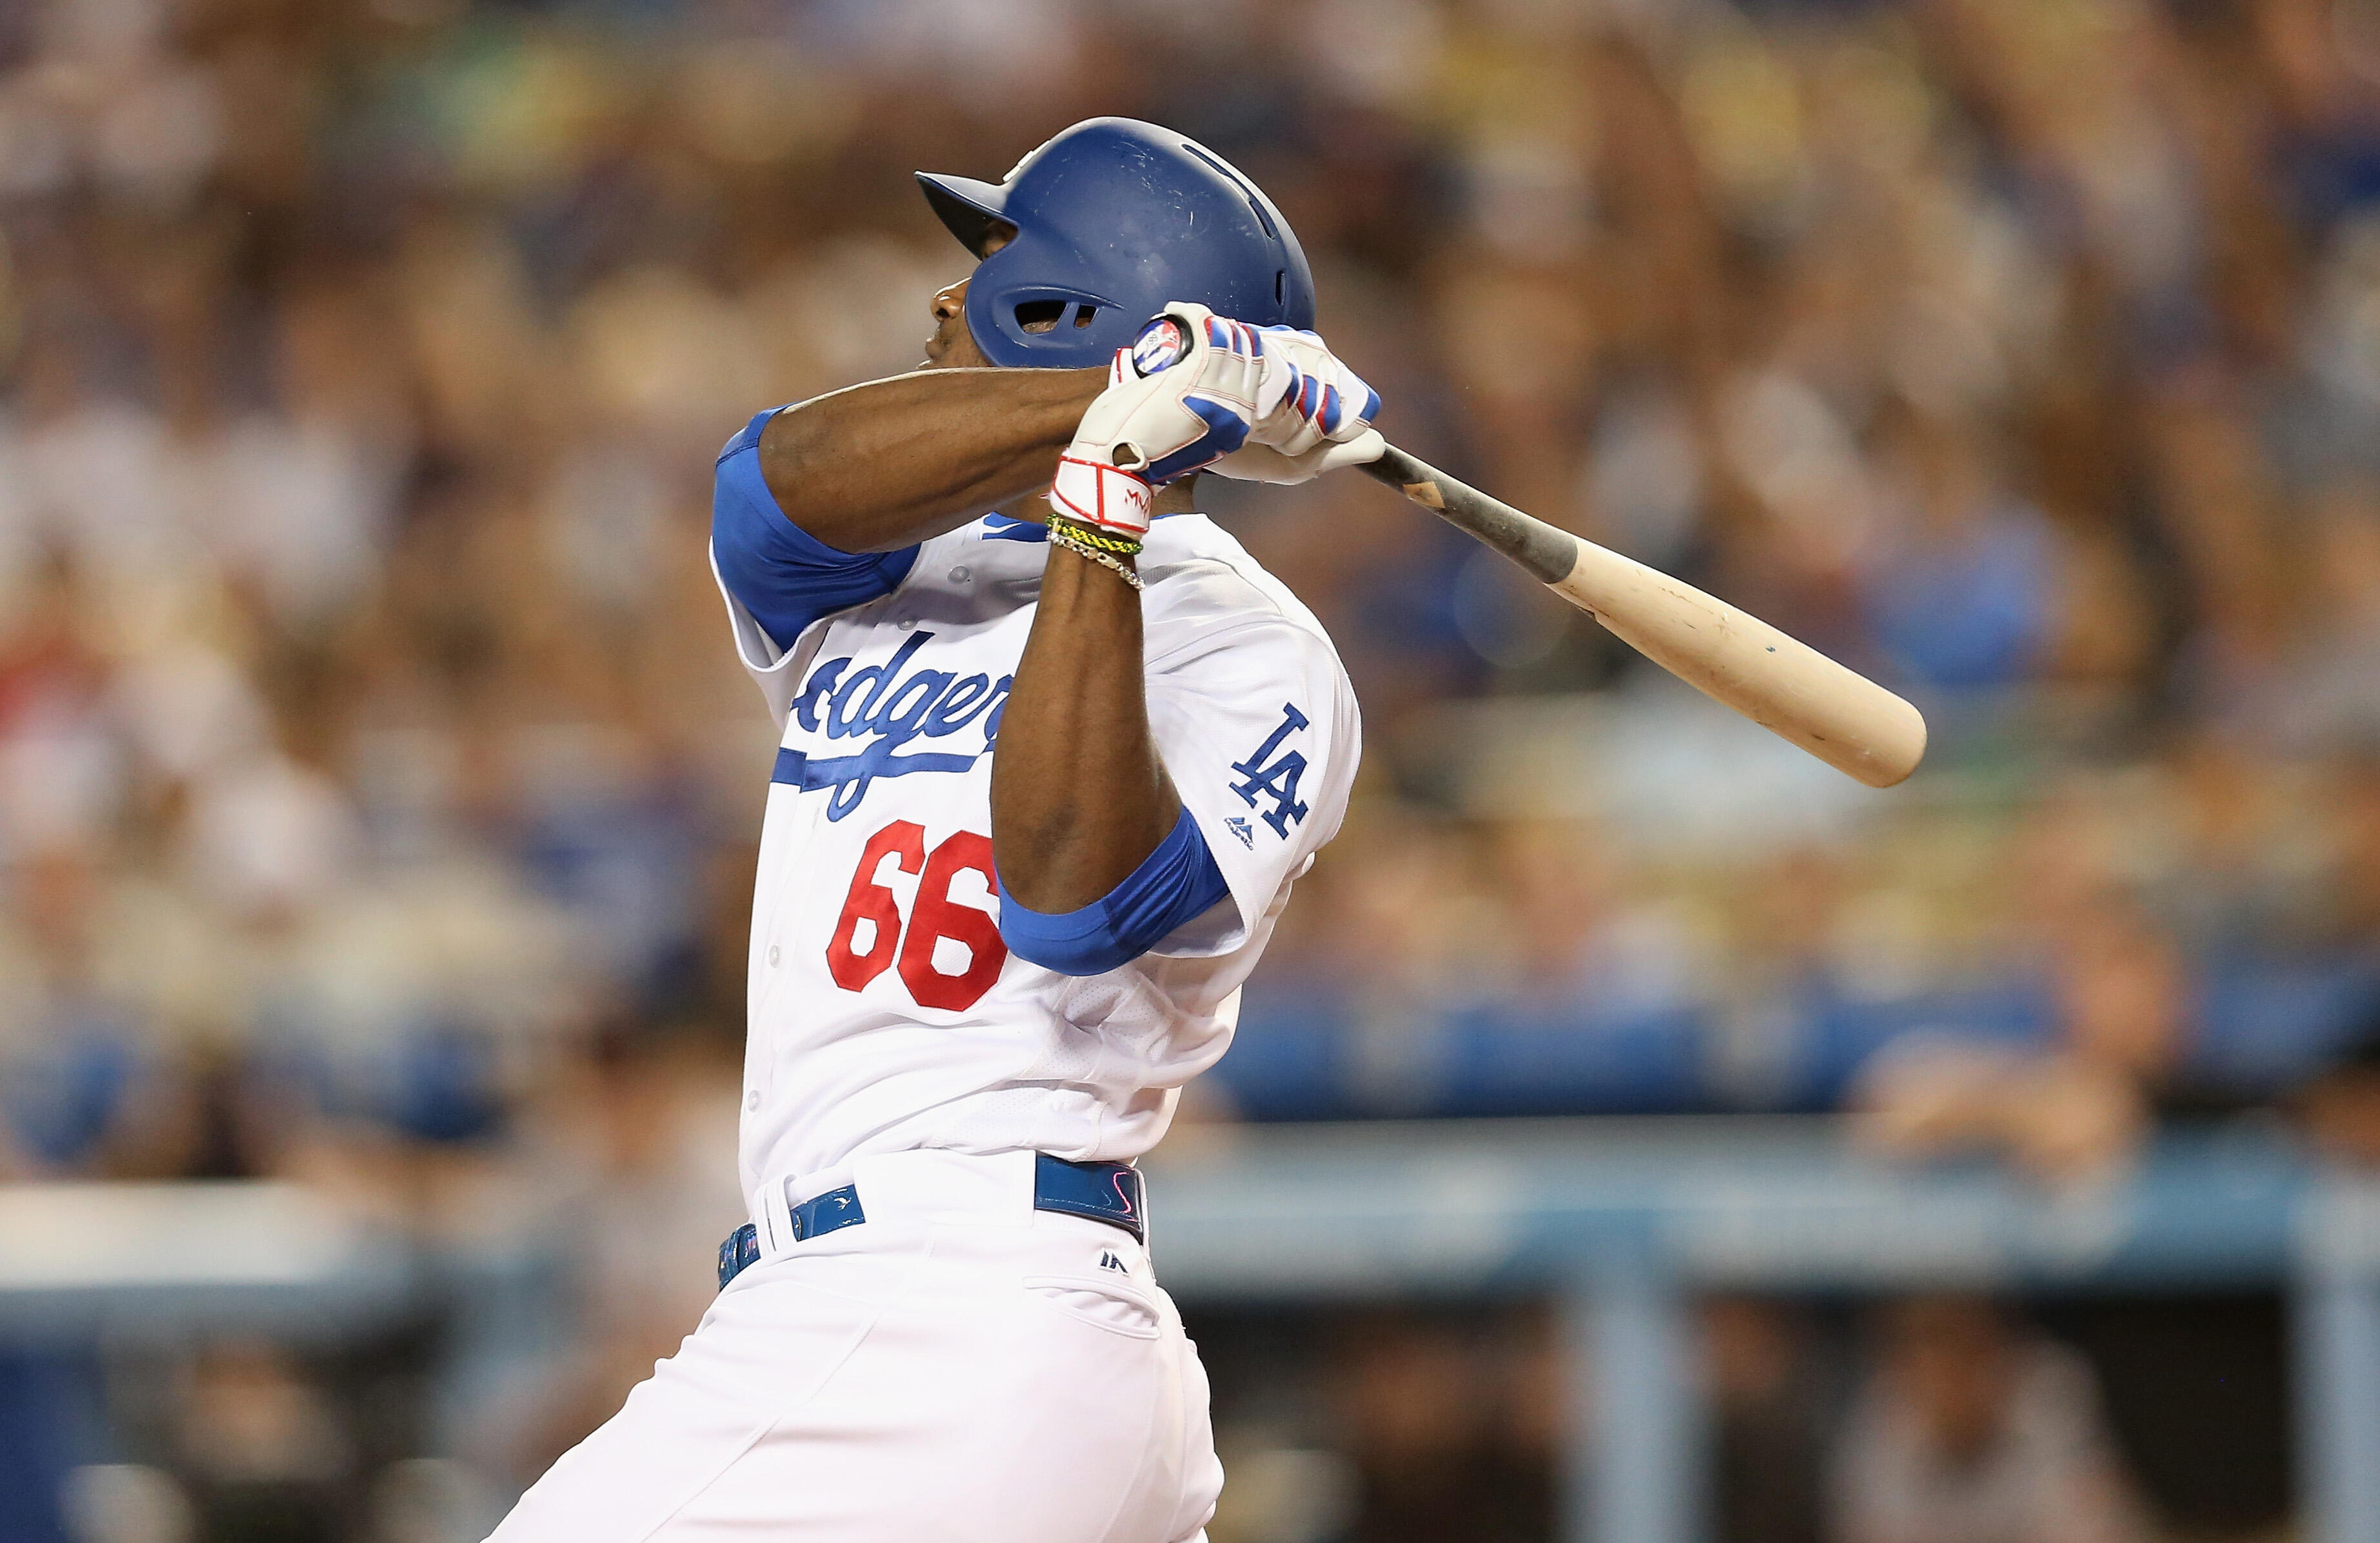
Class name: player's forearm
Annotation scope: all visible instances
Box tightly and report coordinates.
[990,552,1178,912]
[760,367,1105,553]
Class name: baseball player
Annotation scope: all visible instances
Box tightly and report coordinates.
[485,118,1382,1542]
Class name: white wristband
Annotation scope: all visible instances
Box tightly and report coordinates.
[1048,453,1152,537]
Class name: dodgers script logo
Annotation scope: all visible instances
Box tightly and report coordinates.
[772,632,1012,819]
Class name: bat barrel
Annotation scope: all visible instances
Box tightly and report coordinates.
[1357,446,1928,788]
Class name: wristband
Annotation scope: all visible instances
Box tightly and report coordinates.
[1048,453,1152,537]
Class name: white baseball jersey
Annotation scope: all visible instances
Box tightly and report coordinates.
[710,438,1358,1213]
[487,423,1319,1543]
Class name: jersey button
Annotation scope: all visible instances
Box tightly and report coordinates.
[895,617,915,630]
[767,945,781,967]
[746,1090,761,1111]
[950,566,971,582]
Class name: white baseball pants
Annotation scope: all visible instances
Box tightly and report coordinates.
[484,1150,1223,1543]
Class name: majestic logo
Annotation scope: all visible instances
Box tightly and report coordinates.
[1098,1250,1129,1273]
[1229,703,1310,839]
[1225,816,1255,850]
[774,632,1012,819]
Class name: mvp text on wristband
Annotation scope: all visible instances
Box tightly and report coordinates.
[1048,453,1153,537]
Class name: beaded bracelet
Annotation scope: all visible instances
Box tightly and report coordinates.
[1047,521,1145,590]
[1046,513,1144,558]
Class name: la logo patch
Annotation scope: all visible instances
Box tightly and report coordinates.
[1229,704,1310,839]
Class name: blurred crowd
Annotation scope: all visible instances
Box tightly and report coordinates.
[1194,1290,2281,1543]
[5,0,2380,1536]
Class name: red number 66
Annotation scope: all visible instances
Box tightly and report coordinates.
[824,821,1008,1011]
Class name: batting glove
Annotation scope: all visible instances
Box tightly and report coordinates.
[1046,302,1269,537]
[1210,325,1385,485]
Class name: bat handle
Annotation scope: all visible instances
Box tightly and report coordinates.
[1356,445,1581,585]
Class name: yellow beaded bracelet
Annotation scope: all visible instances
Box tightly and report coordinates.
[1047,522,1145,590]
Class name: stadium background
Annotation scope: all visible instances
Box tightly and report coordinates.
[5,0,2380,1538]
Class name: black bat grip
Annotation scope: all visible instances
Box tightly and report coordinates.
[1356,445,1580,585]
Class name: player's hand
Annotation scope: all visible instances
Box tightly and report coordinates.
[1251,325,1384,456]
[1210,325,1384,485]
[1046,302,1269,535]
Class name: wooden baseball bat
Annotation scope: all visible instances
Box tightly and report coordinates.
[1355,445,1927,788]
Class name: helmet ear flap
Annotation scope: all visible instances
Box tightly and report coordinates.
[1010,299,1105,333]
[968,277,1121,367]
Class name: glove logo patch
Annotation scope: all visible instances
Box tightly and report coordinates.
[1131,317,1188,377]
[1228,703,1312,839]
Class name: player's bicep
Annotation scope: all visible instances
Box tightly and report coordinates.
[1145,625,1359,956]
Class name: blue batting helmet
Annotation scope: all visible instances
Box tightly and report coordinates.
[916,117,1317,371]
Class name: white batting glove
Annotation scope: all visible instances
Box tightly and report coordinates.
[1212,325,1385,485]
[1207,430,1387,484]
[1046,303,1270,536]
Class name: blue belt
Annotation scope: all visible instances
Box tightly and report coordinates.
[717,1154,1145,1289]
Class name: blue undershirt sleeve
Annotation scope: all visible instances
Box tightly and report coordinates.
[995,807,1233,977]
[712,408,920,653]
